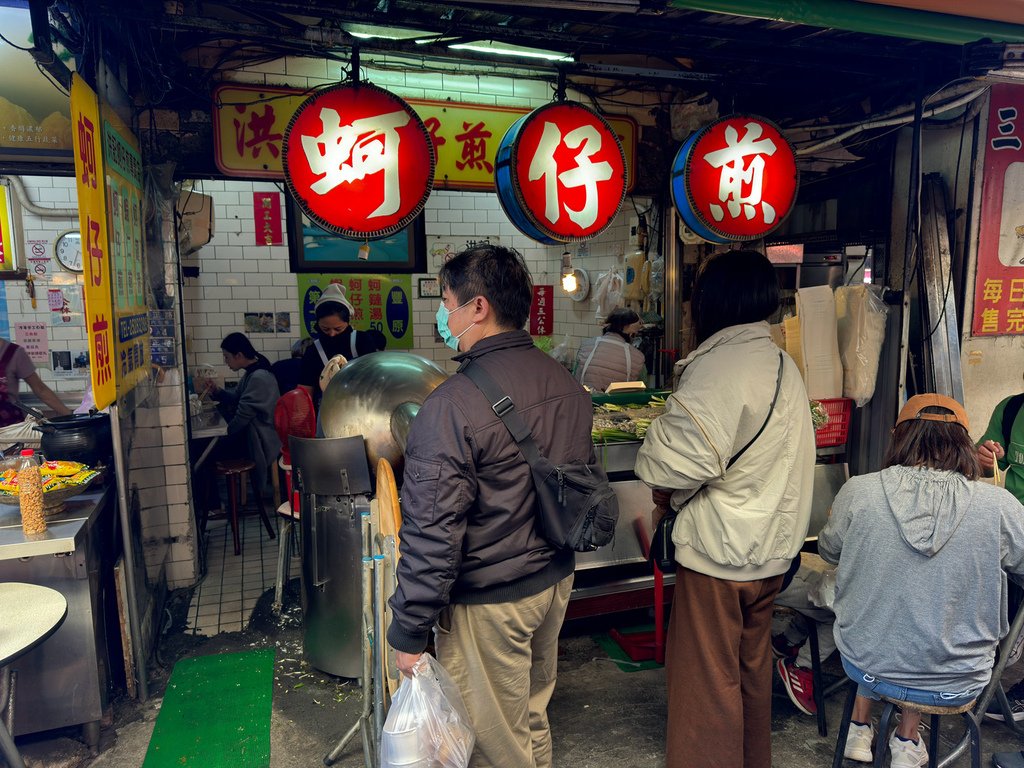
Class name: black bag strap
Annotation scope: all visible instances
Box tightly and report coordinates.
[727,351,784,470]
[460,361,546,467]
[462,350,783,474]
[1002,393,1024,451]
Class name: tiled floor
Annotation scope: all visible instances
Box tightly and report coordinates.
[186,513,300,636]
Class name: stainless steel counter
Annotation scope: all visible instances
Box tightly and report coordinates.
[0,487,114,746]
[0,491,108,559]
[577,440,848,606]
[594,441,641,474]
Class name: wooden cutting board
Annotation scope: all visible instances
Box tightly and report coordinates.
[376,458,401,551]
[375,458,402,698]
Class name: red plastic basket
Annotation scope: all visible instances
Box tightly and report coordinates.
[814,398,852,448]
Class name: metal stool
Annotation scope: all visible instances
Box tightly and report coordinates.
[805,615,848,737]
[213,458,276,556]
[272,498,299,614]
[831,680,981,768]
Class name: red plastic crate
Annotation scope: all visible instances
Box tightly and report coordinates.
[815,398,852,448]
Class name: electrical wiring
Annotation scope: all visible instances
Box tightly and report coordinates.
[34,61,69,95]
[0,30,33,51]
[794,87,986,156]
[785,78,982,136]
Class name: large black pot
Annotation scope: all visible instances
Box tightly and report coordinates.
[34,412,114,467]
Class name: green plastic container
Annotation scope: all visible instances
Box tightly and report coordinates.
[590,389,671,407]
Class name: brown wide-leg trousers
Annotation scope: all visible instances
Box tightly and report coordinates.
[665,566,784,768]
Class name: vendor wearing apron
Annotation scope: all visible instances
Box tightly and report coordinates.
[0,338,70,427]
[298,283,387,409]
[573,307,645,391]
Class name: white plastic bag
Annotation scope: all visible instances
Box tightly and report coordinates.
[380,654,475,768]
[835,284,888,406]
[549,334,572,369]
[0,417,42,450]
[593,266,624,323]
[808,570,836,611]
[647,255,664,301]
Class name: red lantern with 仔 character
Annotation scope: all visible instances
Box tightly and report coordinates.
[496,101,627,244]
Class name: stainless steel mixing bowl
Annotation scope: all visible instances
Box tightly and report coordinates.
[318,352,448,481]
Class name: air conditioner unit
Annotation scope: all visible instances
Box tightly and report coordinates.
[177,192,214,256]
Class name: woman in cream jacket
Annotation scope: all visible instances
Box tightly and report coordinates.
[636,250,815,768]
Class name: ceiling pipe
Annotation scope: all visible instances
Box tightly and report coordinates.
[794,87,987,155]
[668,0,1024,45]
[0,176,77,219]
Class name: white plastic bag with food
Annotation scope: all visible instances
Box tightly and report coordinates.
[835,284,888,406]
[380,654,475,768]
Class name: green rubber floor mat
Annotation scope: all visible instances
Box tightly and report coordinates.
[594,627,663,673]
[143,648,275,768]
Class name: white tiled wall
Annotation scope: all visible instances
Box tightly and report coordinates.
[6,175,88,397]
[182,184,645,380]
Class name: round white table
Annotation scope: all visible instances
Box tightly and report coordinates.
[0,582,68,768]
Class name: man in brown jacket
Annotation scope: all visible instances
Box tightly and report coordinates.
[387,244,594,768]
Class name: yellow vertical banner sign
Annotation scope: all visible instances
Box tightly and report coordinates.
[0,184,15,271]
[70,74,116,410]
[100,105,150,395]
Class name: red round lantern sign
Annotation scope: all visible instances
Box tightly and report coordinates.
[496,101,627,243]
[671,115,798,243]
[283,82,435,239]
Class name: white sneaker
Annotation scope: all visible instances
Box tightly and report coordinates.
[888,732,928,768]
[843,722,874,763]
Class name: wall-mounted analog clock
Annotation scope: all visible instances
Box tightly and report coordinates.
[54,230,83,272]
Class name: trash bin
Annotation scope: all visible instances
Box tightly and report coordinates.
[291,435,373,679]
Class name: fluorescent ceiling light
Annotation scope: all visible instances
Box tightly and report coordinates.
[345,24,439,40]
[448,40,574,62]
[451,0,639,10]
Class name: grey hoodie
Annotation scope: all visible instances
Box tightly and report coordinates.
[819,466,1024,691]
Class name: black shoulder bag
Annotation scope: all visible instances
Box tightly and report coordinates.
[461,361,619,552]
[651,352,784,573]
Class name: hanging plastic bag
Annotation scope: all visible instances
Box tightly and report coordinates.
[834,284,888,406]
[549,334,572,369]
[380,654,475,768]
[647,255,664,300]
[593,266,624,323]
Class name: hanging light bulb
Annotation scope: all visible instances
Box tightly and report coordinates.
[560,250,577,293]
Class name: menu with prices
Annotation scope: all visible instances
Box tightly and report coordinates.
[149,309,176,367]
[297,273,413,350]
[14,322,49,364]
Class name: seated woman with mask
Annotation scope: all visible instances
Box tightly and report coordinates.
[298,283,386,408]
[573,307,646,391]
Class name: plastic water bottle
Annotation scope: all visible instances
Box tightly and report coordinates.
[17,448,45,535]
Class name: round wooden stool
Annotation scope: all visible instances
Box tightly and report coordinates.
[213,458,276,556]
[832,680,980,768]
